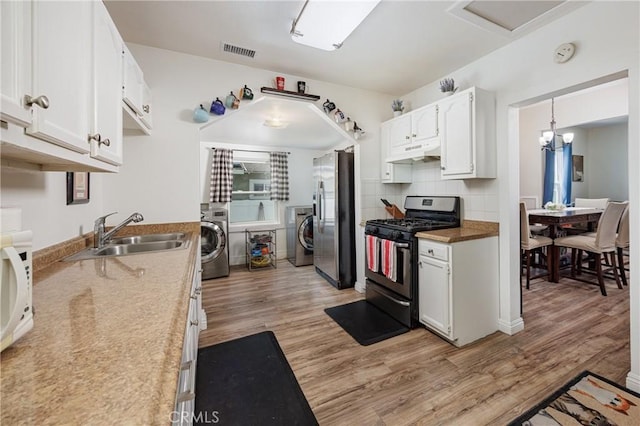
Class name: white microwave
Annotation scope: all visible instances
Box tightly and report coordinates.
[1,229,34,352]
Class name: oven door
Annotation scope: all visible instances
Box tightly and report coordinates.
[364,238,412,299]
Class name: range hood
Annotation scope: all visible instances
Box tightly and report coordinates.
[385,140,441,163]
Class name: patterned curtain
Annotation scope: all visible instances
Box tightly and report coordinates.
[209,148,233,203]
[269,152,289,201]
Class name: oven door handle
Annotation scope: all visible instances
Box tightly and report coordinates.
[368,285,410,307]
[395,242,409,248]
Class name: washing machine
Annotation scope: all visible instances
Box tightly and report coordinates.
[286,206,313,266]
[201,207,230,279]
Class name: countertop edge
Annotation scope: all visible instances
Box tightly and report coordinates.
[416,220,499,243]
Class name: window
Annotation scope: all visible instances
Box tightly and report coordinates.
[230,151,277,224]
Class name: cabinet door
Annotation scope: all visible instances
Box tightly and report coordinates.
[412,104,438,143]
[440,92,473,177]
[1,0,32,127]
[26,0,91,153]
[90,2,123,166]
[418,255,452,337]
[388,114,412,156]
[139,82,153,129]
[123,46,145,117]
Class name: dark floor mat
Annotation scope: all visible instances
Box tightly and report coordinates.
[324,300,410,346]
[195,331,318,426]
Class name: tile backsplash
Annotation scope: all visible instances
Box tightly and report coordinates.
[361,160,498,222]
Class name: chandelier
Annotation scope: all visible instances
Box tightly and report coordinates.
[539,97,574,151]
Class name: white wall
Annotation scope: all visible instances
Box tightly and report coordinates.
[519,79,629,202]
[586,123,629,201]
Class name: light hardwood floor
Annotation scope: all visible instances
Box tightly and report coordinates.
[199,261,630,425]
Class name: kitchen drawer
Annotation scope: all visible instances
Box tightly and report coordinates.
[418,239,448,261]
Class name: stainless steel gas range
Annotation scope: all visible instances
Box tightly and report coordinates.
[364,196,461,328]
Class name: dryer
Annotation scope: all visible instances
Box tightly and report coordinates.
[286,206,313,266]
[201,207,230,279]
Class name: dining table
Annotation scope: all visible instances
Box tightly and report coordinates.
[528,207,603,282]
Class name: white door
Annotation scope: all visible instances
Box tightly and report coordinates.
[1,0,32,127]
[90,1,123,166]
[418,255,452,337]
[440,92,473,177]
[26,0,92,153]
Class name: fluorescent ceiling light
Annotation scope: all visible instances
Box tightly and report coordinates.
[291,0,381,51]
[263,118,289,129]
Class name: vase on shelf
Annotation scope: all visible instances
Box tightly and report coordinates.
[393,110,402,117]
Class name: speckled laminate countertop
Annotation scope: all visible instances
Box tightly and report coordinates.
[1,223,199,425]
[416,220,499,243]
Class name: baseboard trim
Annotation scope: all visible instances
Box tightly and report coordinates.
[626,371,640,392]
[498,317,525,335]
[354,280,366,294]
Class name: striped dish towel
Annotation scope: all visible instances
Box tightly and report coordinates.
[381,240,397,281]
[366,235,378,272]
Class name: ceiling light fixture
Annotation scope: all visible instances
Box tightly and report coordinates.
[290,0,381,51]
[539,97,574,151]
[263,118,289,129]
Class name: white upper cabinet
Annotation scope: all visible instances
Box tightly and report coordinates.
[439,87,495,180]
[388,114,412,157]
[386,103,440,163]
[411,104,439,145]
[1,1,32,127]
[122,46,152,134]
[0,0,128,172]
[380,121,412,183]
[90,1,123,166]
[26,0,92,153]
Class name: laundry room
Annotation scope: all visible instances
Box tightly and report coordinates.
[199,139,335,268]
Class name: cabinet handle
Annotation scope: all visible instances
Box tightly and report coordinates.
[88,133,102,143]
[405,135,410,140]
[143,104,150,113]
[100,138,111,147]
[190,320,199,327]
[441,166,446,170]
[412,134,417,137]
[24,94,49,109]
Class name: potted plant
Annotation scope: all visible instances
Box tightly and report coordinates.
[440,78,458,96]
[391,99,404,117]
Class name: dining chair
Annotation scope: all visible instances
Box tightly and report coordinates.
[566,197,610,234]
[554,201,628,295]
[520,202,553,289]
[615,205,630,286]
[520,196,548,235]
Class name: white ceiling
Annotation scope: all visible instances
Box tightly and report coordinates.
[104,0,584,149]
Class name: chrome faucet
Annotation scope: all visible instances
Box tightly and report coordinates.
[94,212,144,248]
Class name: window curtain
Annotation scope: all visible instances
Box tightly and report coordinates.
[542,148,555,205]
[209,148,233,203]
[269,152,289,201]
[561,142,572,205]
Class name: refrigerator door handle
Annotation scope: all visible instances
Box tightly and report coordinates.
[318,180,324,232]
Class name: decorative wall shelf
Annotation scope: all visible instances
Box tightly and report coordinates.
[260,87,320,101]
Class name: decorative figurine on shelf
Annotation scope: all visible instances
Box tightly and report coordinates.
[225,91,239,109]
[240,85,254,100]
[323,99,336,114]
[392,99,404,117]
[334,108,346,123]
[210,98,226,115]
[353,122,364,140]
[440,78,458,96]
[193,104,209,123]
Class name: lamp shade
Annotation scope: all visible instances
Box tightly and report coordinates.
[291,0,381,51]
[562,132,574,143]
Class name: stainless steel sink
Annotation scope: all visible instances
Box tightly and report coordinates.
[63,233,191,261]
[108,233,187,245]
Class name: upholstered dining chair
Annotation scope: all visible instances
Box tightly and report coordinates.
[520,202,553,289]
[520,196,548,235]
[554,201,628,295]
[616,205,630,286]
[574,198,610,209]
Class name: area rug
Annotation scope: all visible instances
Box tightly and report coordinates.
[324,300,409,346]
[509,370,640,425]
[194,331,318,426]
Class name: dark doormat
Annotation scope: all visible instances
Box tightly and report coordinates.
[195,331,318,426]
[508,370,640,425]
[324,300,410,346]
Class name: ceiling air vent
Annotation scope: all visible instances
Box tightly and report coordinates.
[222,43,256,59]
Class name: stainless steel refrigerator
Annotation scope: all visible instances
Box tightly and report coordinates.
[312,150,356,289]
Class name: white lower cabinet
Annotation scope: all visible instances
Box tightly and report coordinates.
[174,242,205,426]
[418,236,498,347]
